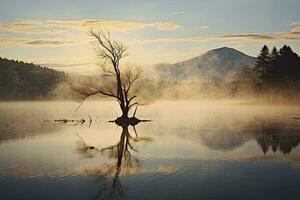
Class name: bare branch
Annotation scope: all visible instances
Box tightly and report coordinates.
[133,105,138,117]
[128,95,137,104]
[73,85,119,111]
[72,29,143,117]
[128,102,138,110]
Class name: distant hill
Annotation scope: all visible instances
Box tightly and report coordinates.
[154,47,256,82]
[0,57,67,100]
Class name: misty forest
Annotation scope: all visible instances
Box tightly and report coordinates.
[1,1,300,200]
[1,44,300,104]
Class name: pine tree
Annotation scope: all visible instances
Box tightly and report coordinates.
[277,45,300,81]
[270,47,279,61]
[279,45,293,56]
[255,45,271,82]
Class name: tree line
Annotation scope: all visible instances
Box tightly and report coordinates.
[255,45,300,89]
[1,44,299,103]
[227,45,300,103]
[0,57,67,100]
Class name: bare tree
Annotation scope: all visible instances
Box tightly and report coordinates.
[73,30,142,121]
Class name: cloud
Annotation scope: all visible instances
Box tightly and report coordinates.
[129,26,300,44]
[289,21,299,26]
[49,20,180,31]
[271,26,300,40]
[126,37,202,44]
[26,39,75,46]
[170,10,186,15]
[2,20,300,49]
[0,37,77,47]
[217,34,275,40]
[200,25,209,31]
[217,26,300,41]
[0,20,65,35]
[291,26,300,33]
[154,22,181,30]
[0,19,180,35]
[48,19,149,31]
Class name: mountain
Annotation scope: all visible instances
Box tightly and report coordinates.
[0,57,67,100]
[154,47,257,82]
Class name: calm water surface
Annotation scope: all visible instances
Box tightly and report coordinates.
[0,101,300,200]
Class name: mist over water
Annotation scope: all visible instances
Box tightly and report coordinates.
[1,101,300,200]
[0,0,299,199]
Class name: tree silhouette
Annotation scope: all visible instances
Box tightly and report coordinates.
[276,45,300,82]
[250,45,300,102]
[72,30,143,122]
[270,47,279,61]
[254,45,271,84]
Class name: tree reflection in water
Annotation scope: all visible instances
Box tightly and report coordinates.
[76,122,153,199]
[256,123,300,154]
[75,118,300,199]
[200,119,300,154]
[101,123,139,197]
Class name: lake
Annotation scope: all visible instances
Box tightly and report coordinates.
[1,101,300,200]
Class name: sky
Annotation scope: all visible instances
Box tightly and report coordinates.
[0,0,300,74]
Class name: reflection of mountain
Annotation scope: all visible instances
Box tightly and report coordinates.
[200,129,247,151]
[200,120,300,154]
[155,47,256,82]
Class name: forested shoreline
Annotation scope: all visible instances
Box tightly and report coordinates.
[0,57,67,100]
[226,45,300,103]
[1,45,300,104]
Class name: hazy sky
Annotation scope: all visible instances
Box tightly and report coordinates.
[0,0,300,73]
